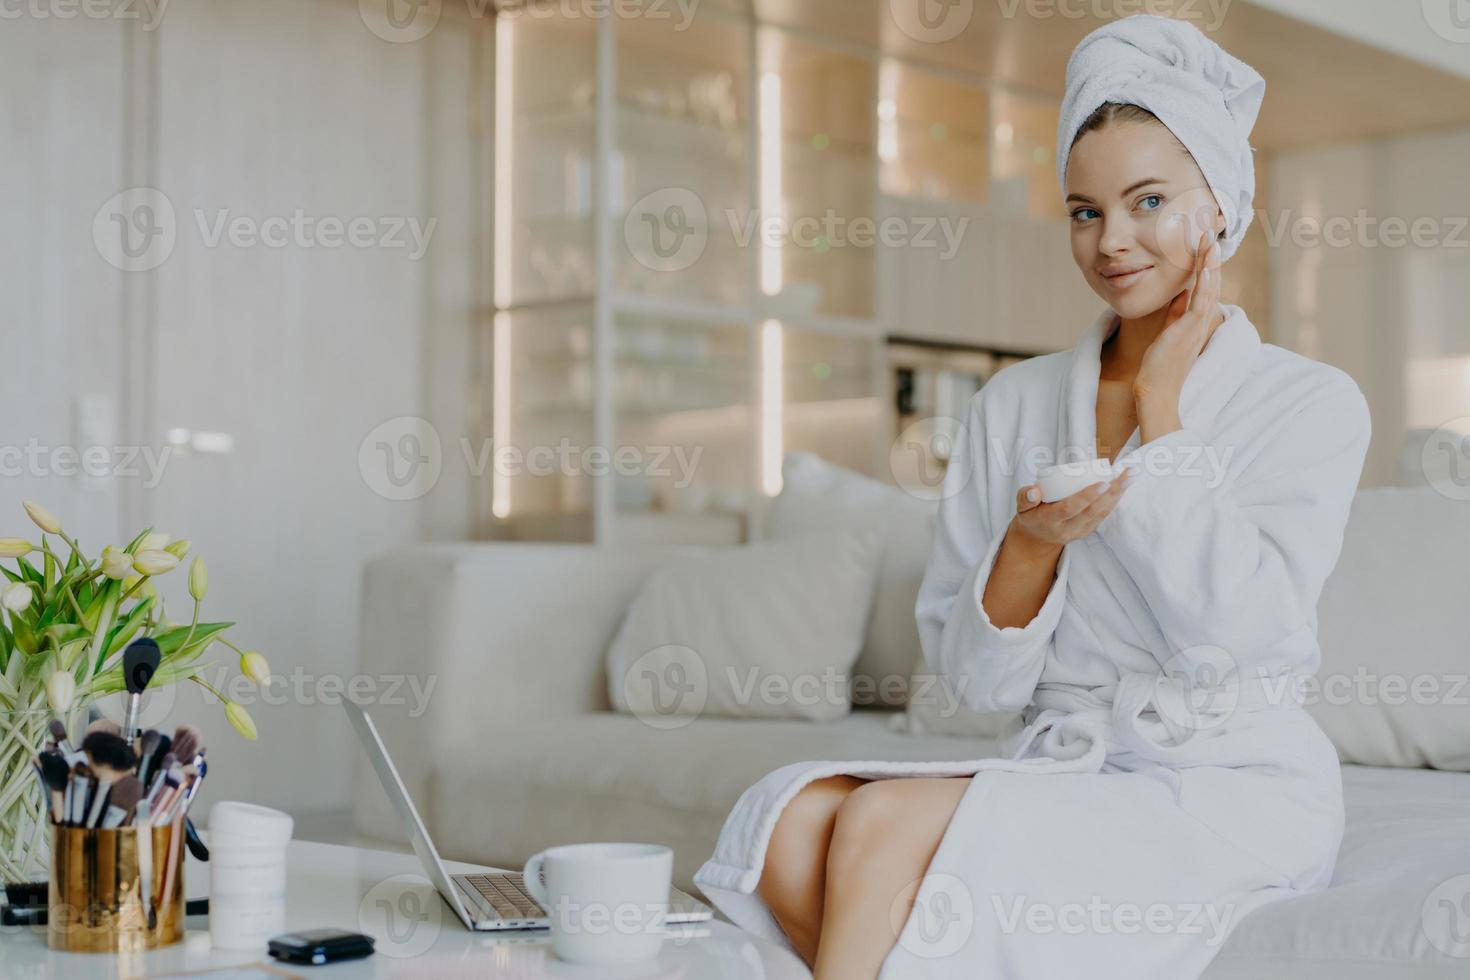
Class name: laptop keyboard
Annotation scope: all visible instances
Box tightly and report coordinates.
[463,873,546,919]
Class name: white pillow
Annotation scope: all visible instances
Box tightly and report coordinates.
[1310,487,1470,770]
[605,527,883,722]
[764,453,936,707]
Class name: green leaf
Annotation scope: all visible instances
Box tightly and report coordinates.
[44,623,89,647]
[42,549,56,594]
[10,618,37,656]
[81,579,121,634]
[64,548,80,575]
[152,622,233,659]
[16,557,42,587]
[19,646,54,686]
[87,659,213,698]
[123,528,153,555]
[100,596,153,662]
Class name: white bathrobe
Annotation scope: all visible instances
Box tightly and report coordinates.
[693,303,1372,979]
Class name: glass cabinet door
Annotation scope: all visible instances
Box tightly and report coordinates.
[612,313,753,534]
[615,10,751,308]
[498,13,597,308]
[758,29,878,321]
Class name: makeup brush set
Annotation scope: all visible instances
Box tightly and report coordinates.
[3,638,214,944]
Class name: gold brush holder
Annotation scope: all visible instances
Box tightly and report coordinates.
[47,822,185,952]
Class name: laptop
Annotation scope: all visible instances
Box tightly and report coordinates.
[344,701,713,932]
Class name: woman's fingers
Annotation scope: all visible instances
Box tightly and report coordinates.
[1060,472,1132,529]
[1015,485,1042,513]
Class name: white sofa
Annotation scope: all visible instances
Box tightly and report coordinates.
[354,486,1470,978]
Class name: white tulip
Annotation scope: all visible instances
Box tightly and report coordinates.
[1,582,32,613]
[139,532,172,552]
[23,502,61,535]
[0,538,33,559]
[46,671,75,714]
[101,547,134,581]
[132,550,179,576]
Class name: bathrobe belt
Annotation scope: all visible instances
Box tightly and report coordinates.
[1001,669,1309,798]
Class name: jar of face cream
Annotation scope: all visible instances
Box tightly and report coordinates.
[1036,459,1126,503]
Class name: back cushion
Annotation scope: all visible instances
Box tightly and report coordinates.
[1310,487,1470,771]
[764,453,936,706]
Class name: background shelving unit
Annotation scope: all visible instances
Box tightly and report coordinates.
[482,2,1101,544]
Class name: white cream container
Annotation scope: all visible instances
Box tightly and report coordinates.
[1036,458,1125,503]
[208,802,294,951]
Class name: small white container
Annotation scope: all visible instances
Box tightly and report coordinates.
[1036,459,1125,503]
[208,802,294,952]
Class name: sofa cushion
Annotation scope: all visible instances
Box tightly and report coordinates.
[427,710,1000,891]
[763,453,936,706]
[1201,763,1470,978]
[605,527,883,722]
[1309,488,1470,771]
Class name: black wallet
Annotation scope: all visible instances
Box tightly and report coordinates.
[267,928,375,965]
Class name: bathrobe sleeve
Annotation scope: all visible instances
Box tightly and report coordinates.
[915,388,1074,714]
[1096,373,1371,671]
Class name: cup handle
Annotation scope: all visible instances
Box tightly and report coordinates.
[520,852,549,908]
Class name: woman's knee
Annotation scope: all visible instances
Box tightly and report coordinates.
[828,779,908,860]
[763,776,864,870]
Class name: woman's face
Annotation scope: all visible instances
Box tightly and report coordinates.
[1064,121,1225,319]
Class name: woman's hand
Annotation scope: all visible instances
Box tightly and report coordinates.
[1009,472,1134,551]
[1134,231,1223,419]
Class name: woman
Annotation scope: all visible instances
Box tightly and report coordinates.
[693,15,1371,979]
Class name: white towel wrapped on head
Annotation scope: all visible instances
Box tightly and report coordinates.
[1056,14,1265,262]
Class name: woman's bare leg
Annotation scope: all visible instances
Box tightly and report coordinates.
[756,775,867,967]
[813,777,973,980]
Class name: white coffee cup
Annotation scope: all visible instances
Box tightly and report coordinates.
[1036,458,1126,503]
[521,843,672,965]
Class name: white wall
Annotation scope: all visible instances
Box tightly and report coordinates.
[1247,0,1470,81]
[1,0,484,829]
[1268,126,1470,489]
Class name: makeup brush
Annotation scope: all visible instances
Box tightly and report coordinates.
[122,638,161,747]
[85,718,124,738]
[135,731,163,785]
[69,764,93,826]
[171,726,202,768]
[100,776,143,830]
[82,732,138,828]
[135,799,155,930]
[144,753,177,807]
[150,763,186,824]
[39,751,69,824]
[48,719,82,766]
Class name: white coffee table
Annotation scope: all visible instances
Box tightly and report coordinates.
[0,839,812,978]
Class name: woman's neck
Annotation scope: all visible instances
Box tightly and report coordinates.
[1100,305,1227,384]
